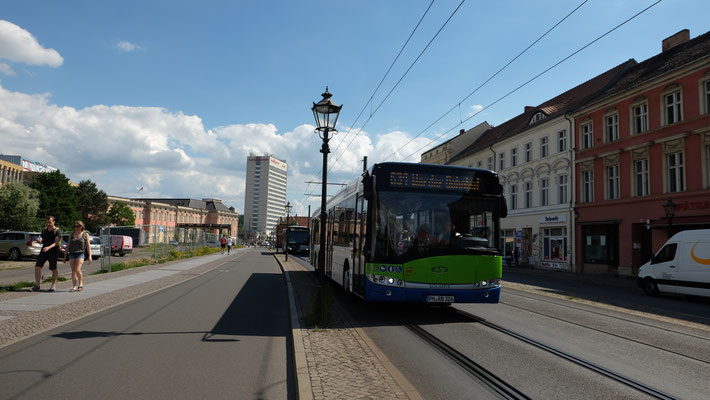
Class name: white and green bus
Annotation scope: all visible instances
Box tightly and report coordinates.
[310,162,507,304]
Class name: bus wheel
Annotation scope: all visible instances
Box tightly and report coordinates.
[642,278,659,296]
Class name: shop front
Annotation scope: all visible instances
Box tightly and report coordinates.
[538,215,572,271]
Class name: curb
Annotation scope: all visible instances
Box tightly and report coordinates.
[277,256,313,400]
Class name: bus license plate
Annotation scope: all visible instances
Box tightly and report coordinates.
[427,295,454,303]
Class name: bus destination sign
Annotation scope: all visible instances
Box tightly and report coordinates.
[389,172,481,191]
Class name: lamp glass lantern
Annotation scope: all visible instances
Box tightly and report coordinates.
[663,199,676,219]
[312,87,342,133]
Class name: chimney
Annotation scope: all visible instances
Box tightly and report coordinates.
[662,29,690,52]
[524,106,535,112]
[459,129,465,135]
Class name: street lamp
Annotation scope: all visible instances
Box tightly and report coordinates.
[312,87,342,282]
[663,199,676,237]
[284,202,292,261]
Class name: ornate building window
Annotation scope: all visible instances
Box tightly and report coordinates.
[606,165,619,200]
[580,122,593,149]
[540,178,549,206]
[525,142,532,162]
[558,174,568,204]
[605,112,619,142]
[631,98,648,134]
[557,130,567,152]
[582,169,594,203]
[663,87,682,125]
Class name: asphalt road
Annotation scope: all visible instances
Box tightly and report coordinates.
[0,249,295,400]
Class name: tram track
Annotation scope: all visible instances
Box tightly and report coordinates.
[406,324,531,400]
[503,290,710,339]
[453,308,679,400]
[497,298,710,366]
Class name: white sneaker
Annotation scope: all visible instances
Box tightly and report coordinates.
[48,284,56,292]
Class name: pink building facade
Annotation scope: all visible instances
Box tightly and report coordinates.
[573,30,710,275]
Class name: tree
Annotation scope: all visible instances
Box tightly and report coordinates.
[107,201,135,226]
[76,180,109,233]
[30,170,80,230]
[0,182,42,231]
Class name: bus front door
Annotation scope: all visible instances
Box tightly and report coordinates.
[353,196,366,296]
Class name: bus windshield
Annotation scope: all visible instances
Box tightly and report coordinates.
[288,229,309,245]
[375,190,500,262]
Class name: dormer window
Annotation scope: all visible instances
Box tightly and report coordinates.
[529,112,546,125]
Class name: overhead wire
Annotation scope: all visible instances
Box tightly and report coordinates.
[382,0,589,161]
[328,0,467,169]
[399,0,663,162]
[302,0,437,199]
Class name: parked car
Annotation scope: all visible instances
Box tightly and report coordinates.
[110,235,133,256]
[638,229,710,298]
[0,231,42,260]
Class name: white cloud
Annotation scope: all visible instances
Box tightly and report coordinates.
[468,104,484,116]
[0,83,436,218]
[0,62,15,76]
[0,20,63,67]
[116,41,144,53]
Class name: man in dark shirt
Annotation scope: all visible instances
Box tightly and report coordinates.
[33,216,62,292]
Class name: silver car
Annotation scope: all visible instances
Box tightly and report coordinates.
[0,231,42,260]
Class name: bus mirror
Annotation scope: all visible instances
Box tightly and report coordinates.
[499,185,508,218]
[363,173,374,200]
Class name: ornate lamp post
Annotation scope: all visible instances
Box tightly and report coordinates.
[284,202,292,261]
[312,87,342,282]
[663,199,676,237]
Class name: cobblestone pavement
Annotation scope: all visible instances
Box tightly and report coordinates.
[276,254,422,400]
[0,251,245,350]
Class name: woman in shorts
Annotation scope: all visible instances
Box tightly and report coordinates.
[63,220,91,292]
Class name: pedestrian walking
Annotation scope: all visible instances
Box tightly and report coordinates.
[514,248,520,268]
[220,235,226,254]
[63,220,91,292]
[227,236,233,255]
[33,216,62,292]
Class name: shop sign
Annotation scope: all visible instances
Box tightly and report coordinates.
[539,215,567,224]
[541,261,568,270]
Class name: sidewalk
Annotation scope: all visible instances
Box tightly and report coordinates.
[275,254,422,400]
[0,250,243,349]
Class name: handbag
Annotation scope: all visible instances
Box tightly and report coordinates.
[84,232,90,259]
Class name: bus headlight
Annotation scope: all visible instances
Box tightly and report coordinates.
[387,277,395,284]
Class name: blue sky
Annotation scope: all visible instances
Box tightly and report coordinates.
[1,0,708,217]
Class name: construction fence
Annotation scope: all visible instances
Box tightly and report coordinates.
[96,225,225,272]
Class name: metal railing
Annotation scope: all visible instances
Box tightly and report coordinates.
[96,225,223,272]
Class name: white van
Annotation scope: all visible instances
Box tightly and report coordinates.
[638,229,710,297]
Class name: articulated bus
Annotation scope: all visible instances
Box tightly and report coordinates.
[310,162,507,304]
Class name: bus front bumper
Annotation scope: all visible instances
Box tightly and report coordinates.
[364,282,500,304]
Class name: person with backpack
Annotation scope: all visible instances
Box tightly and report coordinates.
[220,235,227,254]
[63,220,91,292]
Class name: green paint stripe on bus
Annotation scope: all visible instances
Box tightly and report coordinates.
[401,255,501,284]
